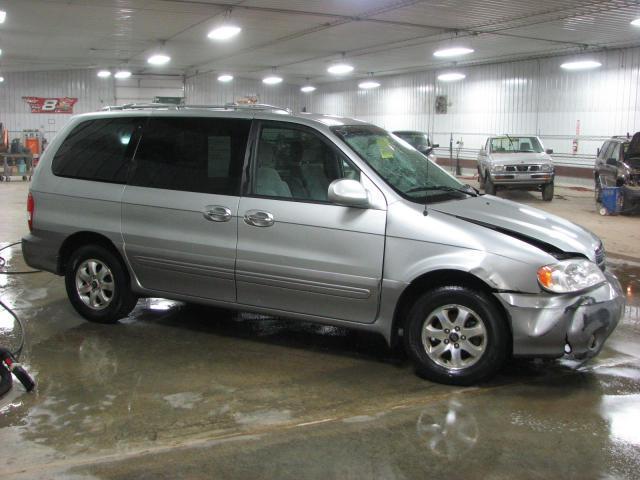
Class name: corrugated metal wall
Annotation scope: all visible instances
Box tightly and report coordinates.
[185,73,301,112]
[306,46,640,169]
[0,70,115,140]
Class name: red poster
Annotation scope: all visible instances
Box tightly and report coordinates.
[22,96,78,114]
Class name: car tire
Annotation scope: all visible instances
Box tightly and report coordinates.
[64,244,138,324]
[403,286,508,386]
[484,173,496,195]
[542,182,554,201]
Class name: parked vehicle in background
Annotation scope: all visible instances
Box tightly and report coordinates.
[23,105,623,386]
[392,131,439,156]
[477,135,555,201]
[594,133,640,213]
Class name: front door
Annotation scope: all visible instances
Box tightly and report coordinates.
[236,121,386,323]
[122,115,251,302]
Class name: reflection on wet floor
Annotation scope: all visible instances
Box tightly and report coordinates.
[1,248,640,478]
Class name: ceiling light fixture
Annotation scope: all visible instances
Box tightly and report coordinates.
[328,63,354,75]
[263,75,283,85]
[433,47,474,58]
[0,49,3,56]
[358,80,380,89]
[301,85,316,93]
[218,74,234,82]
[147,54,171,66]
[437,72,466,81]
[97,70,112,78]
[631,18,640,26]
[208,25,241,41]
[0,11,6,24]
[0,77,4,83]
[114,70,132,79]
[560,60,602,70]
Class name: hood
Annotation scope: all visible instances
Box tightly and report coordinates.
[489,152,551,165]
[430,195,601,261]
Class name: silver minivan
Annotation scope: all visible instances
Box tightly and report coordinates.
[22,104,624,385]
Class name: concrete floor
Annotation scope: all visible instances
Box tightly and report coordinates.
[1,181,639,479]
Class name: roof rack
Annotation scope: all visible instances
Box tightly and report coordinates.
[101,102,292,114]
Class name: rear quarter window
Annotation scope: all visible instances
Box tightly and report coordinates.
[52,117,140,183]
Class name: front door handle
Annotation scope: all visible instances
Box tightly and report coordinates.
[203,205,232,222]
[244,210,275,227]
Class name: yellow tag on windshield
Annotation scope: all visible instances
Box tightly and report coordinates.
[377,138,394,159]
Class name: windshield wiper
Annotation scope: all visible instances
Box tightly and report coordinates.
[406,185,478,197]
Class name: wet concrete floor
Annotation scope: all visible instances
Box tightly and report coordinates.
[1,182,640,479]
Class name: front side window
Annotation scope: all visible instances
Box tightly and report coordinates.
[253,123,359,202]
[332,125,466,204]
[489,136,543,153]
[52,117,140,183]
[130,117,250,195]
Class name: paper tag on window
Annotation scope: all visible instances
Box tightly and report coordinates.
[377,138,394,159]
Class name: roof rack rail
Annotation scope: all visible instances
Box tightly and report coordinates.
[101,102,292,114]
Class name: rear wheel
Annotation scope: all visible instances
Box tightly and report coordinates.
[542,182,554,201]
[403,286,508,385]
[484,173,496,195]
[64,244,137,324]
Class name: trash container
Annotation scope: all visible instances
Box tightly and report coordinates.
[599,186,623,215]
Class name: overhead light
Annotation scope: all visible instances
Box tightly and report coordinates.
[631,18,640,26]
[437,72,465,81]
[114,70,132,79]
[207,25,241,41]
[300,85,316,93]
[97,70,112,78]
[433,47,474,58]
[0,11,6,24]
[358,80,380,89]
[263,75,283,85]
[218,74,234,82]
[0,49,2,56]
[560,60,602,70]
[147,54,171,66]
[0,77,4,83]
[328,63,354,75]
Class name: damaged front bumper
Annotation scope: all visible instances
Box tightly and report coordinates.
[495,272,625,358]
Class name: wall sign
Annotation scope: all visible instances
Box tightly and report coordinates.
[22,96,78,114]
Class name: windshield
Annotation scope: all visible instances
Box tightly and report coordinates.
[332,125,467,204]
[490,136,543,153]
[395,132,430,149]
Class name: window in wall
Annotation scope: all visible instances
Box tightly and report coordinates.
[130,117,251,195]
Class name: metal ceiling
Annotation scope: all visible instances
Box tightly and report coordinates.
[1,0,640,82]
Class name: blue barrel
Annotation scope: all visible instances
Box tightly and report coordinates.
[600,186,623,215]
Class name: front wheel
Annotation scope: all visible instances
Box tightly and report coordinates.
[484,174,496,195]
[542,182,554,201]
[64,245,137,323]
[403,286,508,385]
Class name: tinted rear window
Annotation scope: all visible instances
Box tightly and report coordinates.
[52,118,140,183]
[129,117,250,195]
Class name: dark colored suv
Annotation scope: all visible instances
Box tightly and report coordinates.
[594,133,640,211]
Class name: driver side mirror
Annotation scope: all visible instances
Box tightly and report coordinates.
[545,149,553,154]
[432,144,439,148]
[328,179,369,208]
[606,158,618,167]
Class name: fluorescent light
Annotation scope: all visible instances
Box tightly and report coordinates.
[560,60,602,70]
[114,70,132,79]
[0,77,4,83]
[262,75,283,85]
[147,54,170,66]
[0,11,6,24]
[97,70,112,78]
[358,80,380,89]
[327,63,354,75]
[207,25,241,41]
[218,74,234,82]
[631,18,640,26]
[0,49,2,56]
[433,47,474,58]
[300,85,316,93]
[437,72,466,81]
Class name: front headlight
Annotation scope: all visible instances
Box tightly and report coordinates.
[537,259,606,293]
[540,163,553,172]
[491,165,505,172]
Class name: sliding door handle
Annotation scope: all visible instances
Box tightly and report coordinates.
[203,205,232,222]
[244,210,275,227]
